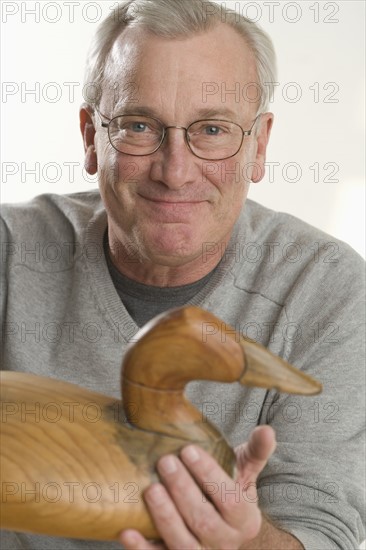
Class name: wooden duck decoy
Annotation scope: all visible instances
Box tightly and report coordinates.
[0,306,322,541]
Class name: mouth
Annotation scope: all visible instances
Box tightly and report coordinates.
[139,195,206,206]
[137,195,208,218]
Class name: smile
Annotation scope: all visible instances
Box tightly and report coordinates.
[138,195,208,220]
[139,195,206,205]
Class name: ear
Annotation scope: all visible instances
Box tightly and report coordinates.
[252,113,274,183]
[80,104,98,175]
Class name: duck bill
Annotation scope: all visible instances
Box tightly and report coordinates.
[239,339,322,395]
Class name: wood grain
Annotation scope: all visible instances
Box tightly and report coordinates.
[0,306,321,540]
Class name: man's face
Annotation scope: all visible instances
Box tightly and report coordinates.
[82,24,273,275]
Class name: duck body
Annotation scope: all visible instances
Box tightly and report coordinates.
[0,306,321,541]
[0,371,234,541]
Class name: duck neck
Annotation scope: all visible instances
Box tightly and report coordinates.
[122,378,223,443]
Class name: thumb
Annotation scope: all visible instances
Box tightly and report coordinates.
[234,425,276,485]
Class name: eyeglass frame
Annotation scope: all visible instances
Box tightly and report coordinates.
[94,108,260,161]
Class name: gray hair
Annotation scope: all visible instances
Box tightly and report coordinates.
[83,0,277,114]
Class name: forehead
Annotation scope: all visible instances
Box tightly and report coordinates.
[102,24,258,119]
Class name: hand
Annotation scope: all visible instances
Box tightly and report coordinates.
[119,425,276,550]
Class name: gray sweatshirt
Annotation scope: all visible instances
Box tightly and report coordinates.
[0,191,365,549]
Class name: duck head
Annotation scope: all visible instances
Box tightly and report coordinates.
[122,306,322,439]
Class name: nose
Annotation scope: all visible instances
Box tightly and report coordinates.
[149,127,197,189]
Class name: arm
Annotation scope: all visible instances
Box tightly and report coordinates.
[119,426,304,549]
[241,516,303,550]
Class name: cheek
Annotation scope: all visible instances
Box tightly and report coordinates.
[97,145,143,195]
[207,157,251,225]
[96,140,117,189]
[209,158,250,196]
[212,137,256,188]
[116,158,143,187]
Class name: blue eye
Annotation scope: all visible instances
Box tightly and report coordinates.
[205,126,221,135]
[131,122,147,132]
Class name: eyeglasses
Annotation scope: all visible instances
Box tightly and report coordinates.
[95,109,259,161]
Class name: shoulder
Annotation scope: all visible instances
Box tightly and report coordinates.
[0,190,105,271]
[1,190,103,241]
[240,199,360,255]
[232,200,364,306]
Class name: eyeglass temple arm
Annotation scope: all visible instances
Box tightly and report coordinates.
[244,113,262,136]
[93,107,111,128]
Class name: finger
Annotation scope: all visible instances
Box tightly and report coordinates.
[155,454,238,548]
[143,481,203,549]
[179,445,255,535]
[235,425,276,485]
[119,528,165,550]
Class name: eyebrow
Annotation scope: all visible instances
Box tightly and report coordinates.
[111,104,240,121]
[112,105,159,118]
[194,107,239,119]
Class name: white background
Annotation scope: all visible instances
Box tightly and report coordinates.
[1,0,365,261]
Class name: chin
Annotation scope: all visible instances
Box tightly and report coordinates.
[141,224,201,253]
[139,236,202,267]
[145,244,200,266]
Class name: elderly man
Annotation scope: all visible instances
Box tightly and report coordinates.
[1,0,364,549]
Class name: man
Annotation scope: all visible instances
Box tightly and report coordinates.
[1,1,364,549]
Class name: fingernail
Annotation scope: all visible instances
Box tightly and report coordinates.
[158,455,178,474]
[181,445,200,463]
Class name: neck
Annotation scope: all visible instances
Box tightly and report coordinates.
[107,229,230,287]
